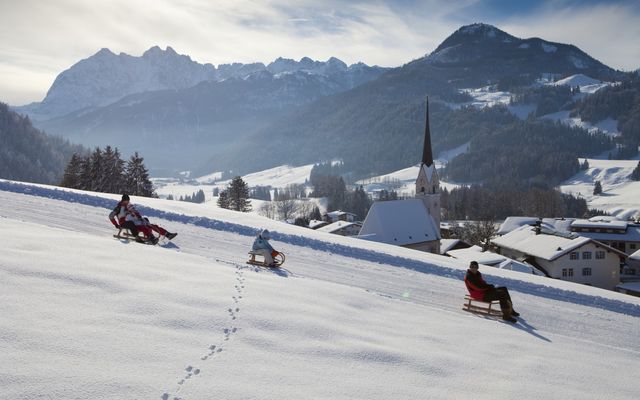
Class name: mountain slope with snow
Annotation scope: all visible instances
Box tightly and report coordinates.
[560,158,640,218]
[1,180,639,399]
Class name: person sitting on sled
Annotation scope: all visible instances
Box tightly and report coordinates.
[464,261,520,323]
[252,229,278,267]
[109,194,176,243]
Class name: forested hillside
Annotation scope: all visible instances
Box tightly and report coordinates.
[572,76,640,156]
[0,103,83,184]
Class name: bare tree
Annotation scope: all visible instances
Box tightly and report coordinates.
[258,202,277,219]
[275,197,299,220]
[459,220,498,250]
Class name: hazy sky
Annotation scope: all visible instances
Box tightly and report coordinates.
[1,0,639,105]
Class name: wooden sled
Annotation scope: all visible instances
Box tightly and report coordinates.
[462,295,503,317]
[113,228,157,244]
[247,251,285,268]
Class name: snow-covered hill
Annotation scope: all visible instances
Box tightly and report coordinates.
[2,179,639,399]
[560,158,640,219]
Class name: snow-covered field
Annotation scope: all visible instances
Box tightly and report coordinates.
[560,158,640,219]
[1,179,640,399]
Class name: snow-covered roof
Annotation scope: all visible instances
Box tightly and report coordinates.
[629,249,640,261]
[577,227,640,243]
[571,219,628,230]
[616,281,640,292]
[492,225,609,261]
[418,163,437,183]
[327,210,356,218]
[497,259,537,275]
[440,239,461,254]
[316,221,360,234]
[358,199,440,246]
[498,217,575,235]
[308,219,329,229]
[447,245,506,266]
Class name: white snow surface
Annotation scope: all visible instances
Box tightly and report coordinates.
[560,158,640,219]
[541,110,619,137]
[2,180,640,400]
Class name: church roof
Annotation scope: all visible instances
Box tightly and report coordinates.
[358,199,440,246]
[422,99,434,167]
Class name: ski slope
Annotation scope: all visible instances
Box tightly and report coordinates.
[1,180,640,399]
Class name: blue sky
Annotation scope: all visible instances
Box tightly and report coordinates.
[1,0,638,105]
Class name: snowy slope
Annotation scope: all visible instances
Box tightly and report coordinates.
[1,180,640,400]
[356,164,461,197]
[560,158,640,219]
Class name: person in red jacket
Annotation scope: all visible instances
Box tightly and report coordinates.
[464,261,520,323]
[109,194,177,244]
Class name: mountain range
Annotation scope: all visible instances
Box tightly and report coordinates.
[9,23,635,182]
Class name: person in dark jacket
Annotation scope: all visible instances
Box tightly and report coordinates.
[464,261,520,323]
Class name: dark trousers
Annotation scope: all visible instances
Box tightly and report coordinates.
[121,221,139,236]
[483,287,513,314]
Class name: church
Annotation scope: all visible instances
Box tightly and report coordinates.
[357,100,441,254]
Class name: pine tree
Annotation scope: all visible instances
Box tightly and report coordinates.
[60,153,83,189]
[593,180,603,195]
[217,190,230,209]
[87,147,104,192]
[581,159,590,171]
[102,146,125,193]
[227,176,252,212]
[125,152,155,197]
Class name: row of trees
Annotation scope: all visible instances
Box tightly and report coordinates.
[60,146,155,197]
[179,189,206,203]
[440,184,589,221]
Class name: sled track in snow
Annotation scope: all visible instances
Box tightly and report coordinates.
[2,180,640,318]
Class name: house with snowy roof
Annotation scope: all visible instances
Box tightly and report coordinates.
[316,220,362,237]
[446,245,538,275]
[498,216,640,258]
[358,100,441,254]
[492,225,625,290]
[325,210,357,223]
[568,217,640,256]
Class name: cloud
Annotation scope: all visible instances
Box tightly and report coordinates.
[0,0,638,105]
[499,2,640,71]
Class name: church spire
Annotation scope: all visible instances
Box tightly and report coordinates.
[422,98,434,167]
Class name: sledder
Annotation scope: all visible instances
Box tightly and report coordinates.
[109,194,177,244]
[248,229,285,267]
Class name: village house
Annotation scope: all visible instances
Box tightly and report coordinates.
[325,210,357,223]
[316,220,362,237]
[498,216,640,278]
[492,225,625,290]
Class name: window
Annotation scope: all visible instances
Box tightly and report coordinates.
[570,252,579,260]
[631,243,637,250]
[582,268,592,276]
[582,251,592,259]
[563,268,574,277]
[562,268,568,277]
[596,251,605,259]
[568,268,574,277]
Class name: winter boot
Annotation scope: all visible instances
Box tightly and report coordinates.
[507,301,520,317]
[502,313,517,323]
[166,232,177,240]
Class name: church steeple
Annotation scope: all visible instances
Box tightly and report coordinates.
[422,98,434,167]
